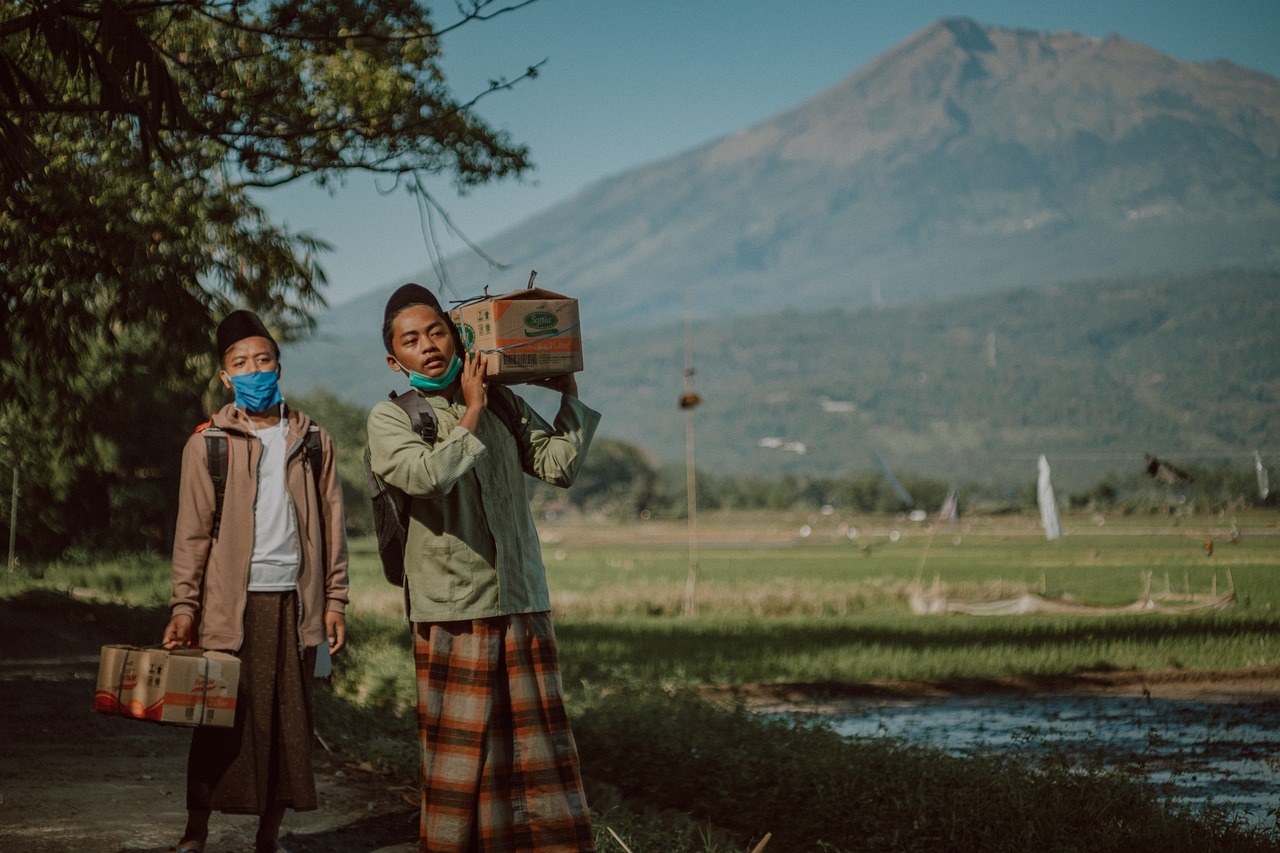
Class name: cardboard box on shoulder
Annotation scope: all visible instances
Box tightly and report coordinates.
[452,284,582,384]
[93,645,239,728]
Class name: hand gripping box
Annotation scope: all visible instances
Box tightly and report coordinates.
[93,645,239,728]
[452,286,583,384]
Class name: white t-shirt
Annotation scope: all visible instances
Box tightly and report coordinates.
[247,417,302,591]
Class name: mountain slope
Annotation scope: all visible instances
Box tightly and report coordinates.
[287,270,1280,492]
[569,270,1280,491]
[287,18,1280,489]
[323,16,1280,332]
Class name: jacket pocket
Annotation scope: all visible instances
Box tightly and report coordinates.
[413,538,481,604]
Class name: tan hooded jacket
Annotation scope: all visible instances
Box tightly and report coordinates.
[170,402,349,652]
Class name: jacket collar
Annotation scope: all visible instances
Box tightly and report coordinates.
[210,401,309,438]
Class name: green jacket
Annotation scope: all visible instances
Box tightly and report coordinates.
[366,386,600,622]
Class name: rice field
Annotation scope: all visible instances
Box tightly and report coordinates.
[334,508,1280,705]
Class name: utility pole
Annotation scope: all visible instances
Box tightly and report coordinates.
[679,314,702,616]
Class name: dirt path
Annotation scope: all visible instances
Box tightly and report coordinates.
[0,592,420,853]
[0,655,422,853]
[701,665,1280,713]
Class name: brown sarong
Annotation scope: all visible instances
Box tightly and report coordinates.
[414,612,595,852]
[187,592,318,815]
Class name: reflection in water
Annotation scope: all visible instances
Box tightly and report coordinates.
[807,695,1280,825]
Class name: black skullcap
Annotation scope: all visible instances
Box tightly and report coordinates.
[382,283,461,354]
[384,283,446,323]
[216,310,277,361]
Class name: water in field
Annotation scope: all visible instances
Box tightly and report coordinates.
[813,694,1280,826]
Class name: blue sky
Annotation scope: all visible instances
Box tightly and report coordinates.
[258,0,1280,305]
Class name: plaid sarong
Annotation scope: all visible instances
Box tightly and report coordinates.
[413,612,595,852]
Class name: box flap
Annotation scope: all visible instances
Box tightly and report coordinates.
[490,286,569,301]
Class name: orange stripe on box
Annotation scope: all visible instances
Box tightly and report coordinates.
[162,693,236,710]
[93,691,162,720]
[492,337,579,353]
[93,692,124,714]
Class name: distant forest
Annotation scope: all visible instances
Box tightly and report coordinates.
[575,269,1280,494]
[296,407,1274,539]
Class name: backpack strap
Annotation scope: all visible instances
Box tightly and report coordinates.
[200,420,326,542]
[389,390,438,444]
[387,387,524,445]
[301,421,328,564]
[304,423,323,468]
[303,421,325,510]
[199,424,229,540]
[486,385,525,439]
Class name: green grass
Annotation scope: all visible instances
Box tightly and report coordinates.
[330,510,1280,718]
[8,509,1280,850]
[555,611,1280,689]
[0,549,173,606]
[574,690,1279,853]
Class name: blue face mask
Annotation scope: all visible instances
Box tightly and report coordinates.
[228,370,284,412]
[405,355,463,391]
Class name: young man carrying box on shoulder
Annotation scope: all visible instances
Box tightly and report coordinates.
[367,284,600,852]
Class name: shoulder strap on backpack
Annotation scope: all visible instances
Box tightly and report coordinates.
[201,421,326,542]
[486,385,525,439]
[389,390,438,444]
[303,423,323,474]
[200,424,229,539]
[303,421,325,506]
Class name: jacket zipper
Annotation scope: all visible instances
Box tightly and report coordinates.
[286,426,308,657]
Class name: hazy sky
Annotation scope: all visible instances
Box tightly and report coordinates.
[257,0,1280,305]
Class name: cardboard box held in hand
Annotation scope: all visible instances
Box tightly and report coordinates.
[93,645,239,728]
[452,280,582,384]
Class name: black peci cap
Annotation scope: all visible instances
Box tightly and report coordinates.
[216,310,278,362]
[384,283,447,324]
[383,283,461,354]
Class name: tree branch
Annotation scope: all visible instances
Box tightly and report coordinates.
[435,0,543,37]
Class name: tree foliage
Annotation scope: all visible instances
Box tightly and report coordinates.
[1,0,536,186]
[1,0,539,556]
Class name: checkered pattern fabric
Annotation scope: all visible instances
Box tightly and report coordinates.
[413,613,595,852]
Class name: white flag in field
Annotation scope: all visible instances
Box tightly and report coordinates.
[1037,454,1062,541]
[1257,451,1270,501]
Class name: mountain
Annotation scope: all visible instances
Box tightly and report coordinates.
[289,270,1280,492]
[568,270,1279,492]
[284,19,1280,487]
[319,17,1280,335]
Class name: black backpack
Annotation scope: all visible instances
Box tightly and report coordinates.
[363,388,522,587]
[201,421,324,540]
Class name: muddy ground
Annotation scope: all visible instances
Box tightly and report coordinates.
[0,591,420,853]
[3,589,1279,852]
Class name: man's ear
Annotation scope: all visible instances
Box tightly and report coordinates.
[386,354,404,374]
[219,370,232,390]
